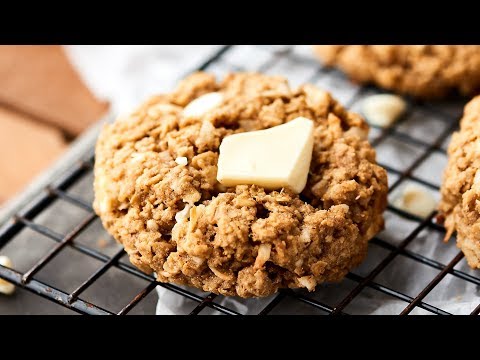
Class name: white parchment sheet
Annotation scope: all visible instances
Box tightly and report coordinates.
[67,45,480,315]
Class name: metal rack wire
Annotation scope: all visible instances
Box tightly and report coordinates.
[0,45,477,315]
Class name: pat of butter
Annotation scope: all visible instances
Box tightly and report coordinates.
[217,117,314,193]
[183,92,223,119]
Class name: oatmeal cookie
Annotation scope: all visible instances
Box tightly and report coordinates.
[440,96,480,268]
[313,45,480,99]
[94,72,388,297]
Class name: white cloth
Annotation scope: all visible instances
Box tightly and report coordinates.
[65,45,221,115]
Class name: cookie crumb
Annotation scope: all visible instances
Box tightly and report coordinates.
[393,184,437,218]
[362,94,406,128]
[97,238,109,248]
[0,255,15,295]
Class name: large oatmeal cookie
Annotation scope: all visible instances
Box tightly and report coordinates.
[314,45,480,99]
[94,72,388,297]
[440,96,480,269]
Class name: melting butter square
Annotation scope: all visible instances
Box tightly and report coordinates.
[216,117,314,193]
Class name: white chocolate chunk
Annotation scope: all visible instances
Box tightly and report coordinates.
[0,256,15,295]
[393,184,437,218]
[362,94,407,128]
[183,92,223,119]
[217,117,314,194]
[175,156,188,166]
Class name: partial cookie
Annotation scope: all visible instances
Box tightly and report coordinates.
[313,45,480,99]
[94,72,388,297]
[440,96,480,269]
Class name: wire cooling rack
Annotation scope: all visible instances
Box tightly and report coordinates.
[0,45,478,315]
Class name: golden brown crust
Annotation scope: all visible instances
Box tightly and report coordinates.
[313,45,480,99]
[94,72,388,297]
[440,96,480,268]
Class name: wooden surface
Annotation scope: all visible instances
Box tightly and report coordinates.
[0,45,108,203]
[0,45,109,136]
[0,105,66,201]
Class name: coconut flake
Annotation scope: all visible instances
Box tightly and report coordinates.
[254,243,272,269]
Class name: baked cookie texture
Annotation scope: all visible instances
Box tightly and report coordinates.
[440,96,480,269]
[94,72,388,297]
[313,45,480,99]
